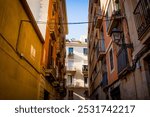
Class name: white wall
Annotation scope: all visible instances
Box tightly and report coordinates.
[27,0,49,39]
[65,43,88,87]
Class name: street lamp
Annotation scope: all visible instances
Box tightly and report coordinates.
[111,28,122,45]
[111,28,133,48]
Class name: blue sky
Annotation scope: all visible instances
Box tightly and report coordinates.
[66,0,88,40]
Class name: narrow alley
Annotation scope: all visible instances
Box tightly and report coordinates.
[0,0,150,100]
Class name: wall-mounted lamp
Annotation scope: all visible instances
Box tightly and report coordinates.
[111,28,133,48]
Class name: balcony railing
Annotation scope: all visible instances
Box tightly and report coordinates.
[97,39,105,60]
[46,58,56,79]
[107,9,123,35]
[82,65,88,72]
[94,6,103,28]
[66,66,76,75]
[45,66,56,78]
[117,48,128,74]
[133,0,150,39]
[68,52,74,58]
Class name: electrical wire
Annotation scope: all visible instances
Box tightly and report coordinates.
[36,16,116,25]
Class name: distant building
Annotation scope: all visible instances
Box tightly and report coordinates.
[88,0,150,99]
[65,40,89,100]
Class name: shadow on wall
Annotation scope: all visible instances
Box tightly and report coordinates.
[73,53,86,62]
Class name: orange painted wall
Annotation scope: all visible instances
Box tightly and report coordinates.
[103,18,118,85]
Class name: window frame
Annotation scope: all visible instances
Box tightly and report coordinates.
[83,48,88,55]
[68,47,74,55]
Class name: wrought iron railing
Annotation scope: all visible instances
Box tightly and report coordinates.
[133,0,150,38]
[117,48,128,74]
[82,65,88,72]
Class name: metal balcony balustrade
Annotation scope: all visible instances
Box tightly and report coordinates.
[45,58,56,79]
[97,39,105,60]
[107,9,123,35]
[133,0,150,39]
[82,65,88,72]
[66,66,76,75]
[117,48,128,74]
[94,6,103,28]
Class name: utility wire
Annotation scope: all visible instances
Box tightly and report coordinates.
[36,16,117,25]
[37,21,93,25]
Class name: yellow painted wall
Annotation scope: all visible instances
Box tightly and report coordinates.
[0,0,43,99]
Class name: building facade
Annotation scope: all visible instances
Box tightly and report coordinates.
[27,0,49,38]
[40,0,68,100]
[0,0,44,99]
[0,0,68,99]
[65,40,88,100]
[88,0,150,99]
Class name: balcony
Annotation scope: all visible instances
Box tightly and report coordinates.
[50,31,56,41]
[66,67,76,75]
[48,19,57,40]
[45,59,56,80]
[117,48,129,76]
[107,10,123,35]
[67,83,75,88]
[89,3,97,35]
[97,39,105,60]
[94,6,103,28]
[52,80,60,88]
[133,0,150,43]
[45,66,56,79]
[68,52,74,59]
[82,65,88,76]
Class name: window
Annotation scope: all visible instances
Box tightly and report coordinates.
[68,75,73,84]
[47,42,53,68]
[30,45,36,59]
[106,11,109,30]
[68,60,74,70]
[109,49,114,70]
[84,77,88,84]
[52,3,57,16]
[83,48,88,55]
[99,28,105,52]
[85,39,87,42]
[68,47,73,55]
